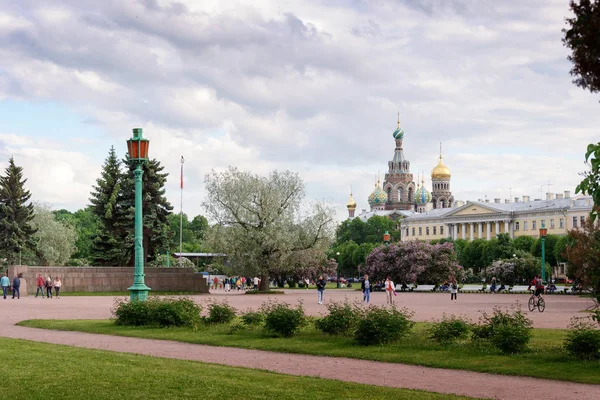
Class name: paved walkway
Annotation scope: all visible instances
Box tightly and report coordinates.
[1,292,599,400]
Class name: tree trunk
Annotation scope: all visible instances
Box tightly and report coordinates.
[259,272,270,291]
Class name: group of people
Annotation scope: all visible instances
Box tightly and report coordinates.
[0,272,62,299]
[212,276,261,291]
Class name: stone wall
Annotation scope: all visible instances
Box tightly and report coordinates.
[7,266,209,296]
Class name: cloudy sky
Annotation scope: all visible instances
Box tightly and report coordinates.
[0,0,598,221]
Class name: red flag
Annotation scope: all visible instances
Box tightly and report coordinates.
[180,156,184,189]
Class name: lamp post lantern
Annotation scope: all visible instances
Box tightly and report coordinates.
[539,222,548,284]
[127,128,151,301]
[383,231,391,247]
[335,251,341,288]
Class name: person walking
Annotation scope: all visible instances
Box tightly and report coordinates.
[450,277,458,303]
[253,276,259,290]
[316,275,326,304]
[12,274,20,299]
[361,274,371,304]
[35,274,45,298]
[224,277,231,292]
[212,277,218,290]
[1,272,10,300]
[53,276,62,298]
[45,275,53,299]
[385,276,395,304]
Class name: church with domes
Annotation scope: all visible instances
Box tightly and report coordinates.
[347,114,454,218]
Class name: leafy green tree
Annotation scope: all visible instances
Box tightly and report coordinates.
[54,207,100,261]
[203,167,334,291]
[32,205,77,265]
[461,239,486,273]
[554,235,569,264]
[353,242,378,273]
[532,234,560,268]
[513,235,536,254]
[482,234,514,266]
[576,143,600,222]
[563,0,600,97]
[0,157,36,264]
[564,220,600,293]
[89,147,128,265]
[363,216,400,243]
[121,157,174,265]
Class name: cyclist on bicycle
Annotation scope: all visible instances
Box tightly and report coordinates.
[528,275,544,297]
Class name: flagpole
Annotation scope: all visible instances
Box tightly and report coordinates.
[179,156,184,266]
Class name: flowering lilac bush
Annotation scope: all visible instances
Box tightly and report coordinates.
[364,241,462,284]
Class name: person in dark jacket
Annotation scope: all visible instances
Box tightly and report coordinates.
[316,275,326,304]
[12,275,20,299]
[361,274,371,304]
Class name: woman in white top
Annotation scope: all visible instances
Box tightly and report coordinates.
[53,276,62,299]
[385,276,395,305]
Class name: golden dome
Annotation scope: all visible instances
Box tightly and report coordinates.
[346,192,357,209]
[431,155,451,179]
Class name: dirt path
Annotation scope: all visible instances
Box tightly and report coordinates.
[1,293,599,400]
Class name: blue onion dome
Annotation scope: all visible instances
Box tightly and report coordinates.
[368,180,388,205]
[414,182,432,205]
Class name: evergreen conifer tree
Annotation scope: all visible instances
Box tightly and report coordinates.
[120,157,173,265]
[89,147,128,266]
[0,157,37,265]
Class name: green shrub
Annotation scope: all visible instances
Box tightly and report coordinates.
[354,306,414,346]
[240,310,264,326]
[564,318,600,360]
[113,297,202,329]
[227,323,246,335]
[206,301,236,324]
[315,300,361,336]
[287,280,297,288]
[428,315,471,345]
[261,301,305,337]
[491,324,531,354]
[472,305,532,354]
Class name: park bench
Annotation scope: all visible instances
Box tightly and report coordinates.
[459,285,482,292]
[413,285,436,292]
[509,286,532,293]
[394,284,413,292]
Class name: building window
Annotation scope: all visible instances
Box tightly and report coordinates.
[573,216,578,228]
[581,216,586,227]
[419,227,422,236]
[440,226,444,235]
[532,220,536,230]
[433,226,436,235]
[550,219,555,229]
[412,227,415,236]
[541,219,545,228]
[523,221,528,231]
[559,218,564,228]
[426,227,430,235]
[515,222,520,231]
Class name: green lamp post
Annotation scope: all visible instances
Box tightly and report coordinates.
[539,222,548,284]
[336,251,341,289]
[127,128,151,301]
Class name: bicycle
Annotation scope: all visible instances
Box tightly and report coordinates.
[528,292,545,312]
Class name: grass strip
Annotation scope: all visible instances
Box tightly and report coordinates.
[18,319,600,385]
[0,337,473,400]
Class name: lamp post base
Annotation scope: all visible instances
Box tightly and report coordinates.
[128,284,151,301]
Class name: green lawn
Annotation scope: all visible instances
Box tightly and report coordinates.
[0,338,473,400]
[19,319,600,384]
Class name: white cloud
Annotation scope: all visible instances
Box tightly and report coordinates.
[0,0,597,222]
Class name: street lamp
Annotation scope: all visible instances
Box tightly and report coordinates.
[383,231,391,246]
[127,128,151,301]
[336,251,341,289]
[539,221,548,283]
